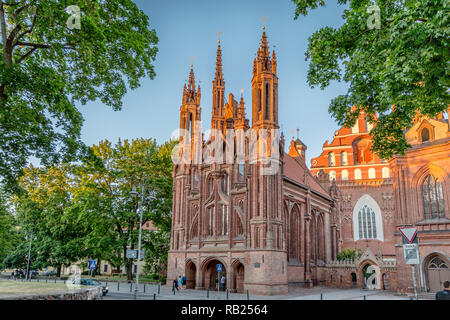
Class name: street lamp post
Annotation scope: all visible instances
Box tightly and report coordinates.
[25,232,36,281]
[131,178,155,300]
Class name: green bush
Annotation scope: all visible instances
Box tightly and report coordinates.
[337,248,355,261]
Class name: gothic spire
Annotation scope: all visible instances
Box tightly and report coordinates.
[214,43,224,86]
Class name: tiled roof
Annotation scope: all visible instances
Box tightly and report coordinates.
[283,153,330,199]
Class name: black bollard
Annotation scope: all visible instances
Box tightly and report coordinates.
[247,290,249,300]
[117,282,120,291]
[153,293,156,300]
[207,288,209,298]
[130,283,132,292]
[227,289,229,300]
[320,293,323,300]
[363,295,366,300]
[158,283,161,294]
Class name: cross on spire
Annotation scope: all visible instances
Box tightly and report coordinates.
[262,16,268,30]
[217,31,223,43]
[296,128,300,139]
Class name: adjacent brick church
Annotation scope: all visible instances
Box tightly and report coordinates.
[167,29,450,296]
[310,110,450,294]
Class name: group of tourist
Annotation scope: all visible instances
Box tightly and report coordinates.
[172,275,186,291]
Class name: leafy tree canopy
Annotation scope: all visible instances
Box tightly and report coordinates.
[292,0,449,159]
[0,0,158,190]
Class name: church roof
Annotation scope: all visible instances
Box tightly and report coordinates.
[283,153,331,199]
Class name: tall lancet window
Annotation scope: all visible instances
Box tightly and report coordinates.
[358,205,377,239]
[221,205,228,235]
[422,175,444,219]
[208,207,215,236]
[265,83,270,120]
[222,173,229,195]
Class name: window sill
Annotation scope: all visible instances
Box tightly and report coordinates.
[416,218,450,225]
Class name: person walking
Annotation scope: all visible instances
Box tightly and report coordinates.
[173,279,179,292]
[436,281,450,300]
[221,275,226,291]
[182,274,186,289]
[178,275,183,290]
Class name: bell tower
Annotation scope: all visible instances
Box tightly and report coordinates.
[251,29,278,130]
[179,65,201,163]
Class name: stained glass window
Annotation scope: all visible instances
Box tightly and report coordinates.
[358,205,377,239]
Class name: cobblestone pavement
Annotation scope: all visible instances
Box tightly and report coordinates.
[101,282,414,300]
[2,278,416,300]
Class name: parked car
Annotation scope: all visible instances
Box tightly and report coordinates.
[29,270,39,278]
[42,270,57,276]
[72,278,108,296]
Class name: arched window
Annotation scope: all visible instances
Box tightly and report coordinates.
[193,169,199,187]
[355,169,362,180]
[238,163,244,180]
[341,170,349,181]
[353,194,384,241]
[422,175,445,219]
[207,207,215,236]
[207,175,214,197]
[222,173,229,195]
[421,128,430,142]
[329,170,336,181]
[382,167,390,178]
[368,168,376,179]
[328,152,336,167]
[221,205,228,235]
[341,151,348,166]
[358,205,377,239]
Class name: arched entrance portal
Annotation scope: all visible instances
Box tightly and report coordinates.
[424,254,450,292]
[186,260,196,289]
[362,263,379,290]
[202,259,227,291]
[233,262,245,293]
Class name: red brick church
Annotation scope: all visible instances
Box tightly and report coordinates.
[167,30,339,295]
[167,29,450,296]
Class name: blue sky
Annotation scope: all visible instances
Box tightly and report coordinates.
[78,0,350,166]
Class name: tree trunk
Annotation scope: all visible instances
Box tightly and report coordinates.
[56,265,61,278]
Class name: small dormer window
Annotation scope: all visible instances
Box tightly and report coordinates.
[421,128,430,142]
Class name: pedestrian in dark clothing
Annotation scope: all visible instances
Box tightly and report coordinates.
[173,279,179,291]
[436,281,450,300]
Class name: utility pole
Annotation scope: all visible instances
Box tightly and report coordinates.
[25,232,35,281]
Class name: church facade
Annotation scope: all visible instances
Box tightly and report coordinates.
[166,30,339,295]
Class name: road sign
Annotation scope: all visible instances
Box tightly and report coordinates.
[403,243,420,265]
[126,249,137,259]
[88,259,97,270]
[217,264,222,272]
[399,227,418,243]
[139,250,145,259]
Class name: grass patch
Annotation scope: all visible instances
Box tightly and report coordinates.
[0,280,71,296]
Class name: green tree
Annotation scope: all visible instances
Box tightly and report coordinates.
[0,0,158,190]
[142,229,170,276]
[14,164,87,276]
[75,138,174,281]
[0,188,18,268]
[292,0,449,159]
